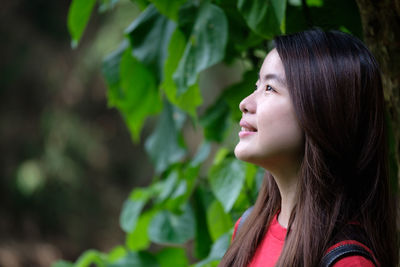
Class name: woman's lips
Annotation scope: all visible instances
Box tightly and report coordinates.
[239,130,256,138]
[239,119,257,138]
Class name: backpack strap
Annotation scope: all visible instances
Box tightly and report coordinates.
[320,243,377,267]
[237,206,254,233]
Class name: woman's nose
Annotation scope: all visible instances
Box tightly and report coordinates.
[239,94,256,114]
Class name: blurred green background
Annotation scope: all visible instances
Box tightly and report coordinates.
[0,1,154,265]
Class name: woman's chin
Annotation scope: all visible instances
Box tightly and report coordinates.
[234,145,253,162]
[233,143,244,159]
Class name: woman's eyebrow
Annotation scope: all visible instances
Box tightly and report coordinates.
[258,73,287,87]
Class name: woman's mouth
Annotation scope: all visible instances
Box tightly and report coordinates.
[239,121,257,138]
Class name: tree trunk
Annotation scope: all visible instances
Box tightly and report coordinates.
[355,0,400,186]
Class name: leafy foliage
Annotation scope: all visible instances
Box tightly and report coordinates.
[67,0,97,47]
[60,0,364,266]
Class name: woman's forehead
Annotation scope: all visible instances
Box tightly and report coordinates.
[259,49,287,85]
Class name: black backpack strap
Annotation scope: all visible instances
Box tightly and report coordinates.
[237,206,254,233]
[320,243,377,267]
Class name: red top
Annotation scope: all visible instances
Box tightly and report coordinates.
[231,213,376,267]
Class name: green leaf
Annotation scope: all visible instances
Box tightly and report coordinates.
[213,148,230,166]
[232,163,258,211]
[162,28,203,117]
[176,3,198,38]
[164,163,200,210]
[155,247,189,267]
[165,179,188,211]
[120,188,154,233]
[156,170,180,203]
[190,142,212,167]
[132,0,149,10]
[120,199,146,233]
[125,4,176,82]
[173,3,228,95]
[103,41,164,143]
[74,250,107,267]
[288,0,302,6]
[200,99,231,142]
[149,0,186,21]
[126,210,157,251]
[51,261,73,267]
[218,0,263,54]
[229,163,258,211]
[232,166,264,209]
[289,0,324,7]
[232,189,252,211]
[245,162,258,191]
[67,0,96,47]
[148,203,195,244]
[118,48,162,141]
[150,164,198,212]
[206,200,233,241]
[192,232,231,267]
[193,186,213,259]
[204,232,232,259]
[103,41,129,104]
[237,0,286,38]
[98,0,119,12]
[209,157,246,212]
[307,0,324,7]
[108,251,159,267]
[145,101,187,173]
[104,42,162,142]
[107,246,127,263]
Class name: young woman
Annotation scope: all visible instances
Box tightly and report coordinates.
[219,29,398,266]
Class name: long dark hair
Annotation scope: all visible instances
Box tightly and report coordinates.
[219,29,398,266]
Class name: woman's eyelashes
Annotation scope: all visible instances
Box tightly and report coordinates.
[265,84,274,92]
[254,84,276,93]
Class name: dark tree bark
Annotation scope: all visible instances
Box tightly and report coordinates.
[355,0,400,186]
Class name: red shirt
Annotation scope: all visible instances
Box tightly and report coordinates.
[231,214,376,267]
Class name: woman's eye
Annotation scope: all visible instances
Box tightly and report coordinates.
[265,85,274,92]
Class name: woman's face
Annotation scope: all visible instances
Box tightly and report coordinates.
[234,49,303,169]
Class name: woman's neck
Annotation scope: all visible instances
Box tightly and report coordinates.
[276,181,298,228]
[268,165,300,228]
[260,155,301,228]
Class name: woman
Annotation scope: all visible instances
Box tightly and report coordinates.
[219,29,398,266]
